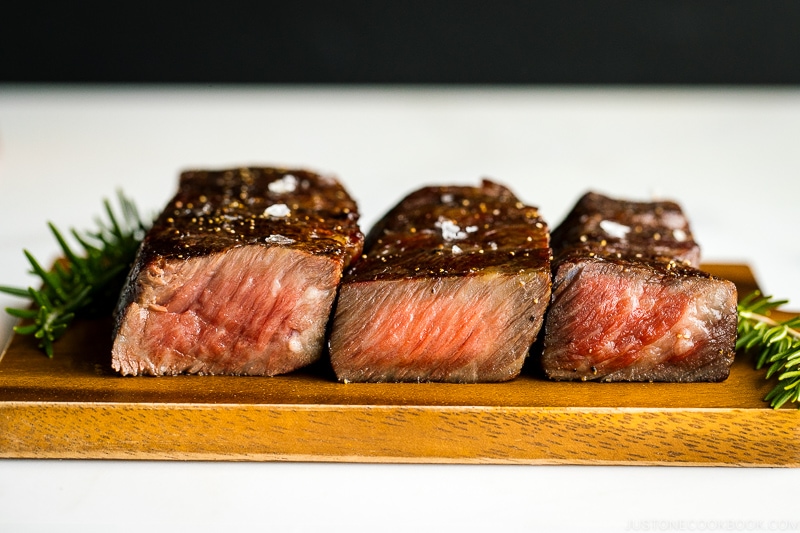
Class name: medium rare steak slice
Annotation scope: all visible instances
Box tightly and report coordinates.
[541,192,737,382]
[112,167,363,376]
[329,180,551,383]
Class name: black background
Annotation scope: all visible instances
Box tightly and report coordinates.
[2,1,798,84]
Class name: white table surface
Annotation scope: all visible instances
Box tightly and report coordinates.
[1,86,798,532]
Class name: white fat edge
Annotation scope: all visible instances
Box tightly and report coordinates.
[264,203,291,217]
[270,277,282,296]
[264,234,295,245]
[288,331,303,353]
[671,312,706,358]
[301,286,327,304]
[268,174,299,194]
[599,219,630,239]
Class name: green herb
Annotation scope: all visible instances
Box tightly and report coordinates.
[737,291,800,409]
[0,191,149,357]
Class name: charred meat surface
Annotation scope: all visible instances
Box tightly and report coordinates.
[112,167,363,376]
[329,180,551,383]
[541,192,737,382]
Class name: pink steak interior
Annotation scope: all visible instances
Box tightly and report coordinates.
[113,246,339,376]
[330,271,548,382]
[545,261,733,377]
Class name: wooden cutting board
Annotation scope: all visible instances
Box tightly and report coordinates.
[1,264,797,466]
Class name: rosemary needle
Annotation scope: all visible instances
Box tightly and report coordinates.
[0,191,150,357]
[737,291,800,409]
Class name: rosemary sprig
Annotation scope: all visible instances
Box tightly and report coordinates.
[0,191,149,357]
[737,291,800,409]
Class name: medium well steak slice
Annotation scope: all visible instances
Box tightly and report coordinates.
[112,167,363,376]
[541,192,737,382]
[328,180,551,383]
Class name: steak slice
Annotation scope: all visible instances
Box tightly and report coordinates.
[112,167,363,376]
[328,180,551,383]
[541,192,737,382]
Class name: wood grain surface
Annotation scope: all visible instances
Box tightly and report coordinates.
[1,264,798,466]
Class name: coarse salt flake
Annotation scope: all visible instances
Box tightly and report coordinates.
[673,229,688,242]
[265,234,295,245]
[268,174,298,194]
[264,203,291,218]
[465,225,478,233]
[435,217,467,241]
[599,220,630,239]
[451,244,463,254]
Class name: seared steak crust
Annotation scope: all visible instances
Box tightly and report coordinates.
[329,180,551,383]
[550,191,701,268]
[542,192,737,382]
[112,167,363,376]
[135,168,362,263]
